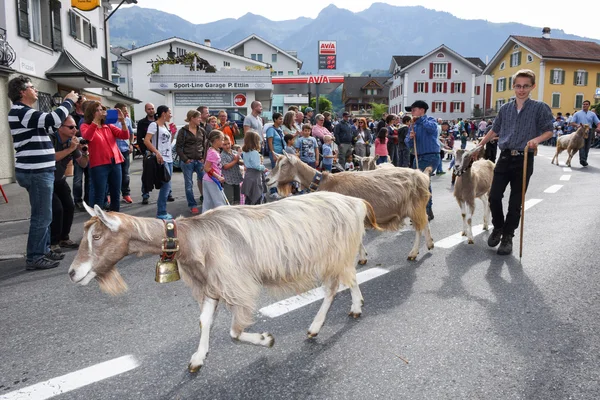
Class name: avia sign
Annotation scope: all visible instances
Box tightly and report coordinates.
[318,41,337,55]
[234,93,247,106]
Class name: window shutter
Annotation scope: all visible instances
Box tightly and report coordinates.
[414,82,418,93]
[496,79,499,92]
[583,72,588,86]
[50,0,63,51]
[462,82,466,93]
[450,102,454,112]
[561,70,565,84]
[451,83,455,93]
[443,82,447,93]
[432,83,436,93]
[91,26,97,48]
[432,102,436,112]
[549,69,554,84]
[573,71,578,85]
[16,0,30,39]
[447,63,452,79]
[517,52,522,66]
[461,102,465,113]
[429,63,434,79]
[508,77,512,90]
[597,73,600,87]
[425,82,429,93]
[69,10,77,37]
[443,102,446,112]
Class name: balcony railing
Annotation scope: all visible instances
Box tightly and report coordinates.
[0,28,16,67]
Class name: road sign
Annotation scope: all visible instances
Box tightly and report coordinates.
[233,93,247,106]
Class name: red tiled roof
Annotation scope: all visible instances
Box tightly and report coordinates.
[513,36,600,61]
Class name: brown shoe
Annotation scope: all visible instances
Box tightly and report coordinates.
[59,239,80,249]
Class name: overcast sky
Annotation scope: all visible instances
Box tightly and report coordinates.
[125,0,599,40]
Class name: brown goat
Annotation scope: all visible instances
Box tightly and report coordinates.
[266,153,434,260]
[551,124,590,167]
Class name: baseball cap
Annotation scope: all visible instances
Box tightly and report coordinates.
[305,107,314,113]
[405,100,429,112]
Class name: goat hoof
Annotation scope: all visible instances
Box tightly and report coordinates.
[483,226,489,231]
[358,259,367,265]
[188,363,202,373]
[348,312,362,319]
[361,298,365,306]
[407,255,417,261]
[307,331,318,339]
[461,232,466,236]
[468,239,474,244]
[427,244,434,250]
[264,333,275,347]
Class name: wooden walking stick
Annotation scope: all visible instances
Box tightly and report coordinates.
[519,144,537,259]
[411,122,419,169]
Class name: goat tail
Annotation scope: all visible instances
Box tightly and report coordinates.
[363,200,382,231]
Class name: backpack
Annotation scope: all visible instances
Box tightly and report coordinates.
[136,118,151,153]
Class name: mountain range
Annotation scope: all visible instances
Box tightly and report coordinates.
[109,3,599,74]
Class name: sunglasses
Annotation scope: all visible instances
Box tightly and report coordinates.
[62,125,77,130]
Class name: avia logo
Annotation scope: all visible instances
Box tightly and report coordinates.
[307,76,331,84]
[319,41,336,55]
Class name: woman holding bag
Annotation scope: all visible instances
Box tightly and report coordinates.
[144,105,174,220]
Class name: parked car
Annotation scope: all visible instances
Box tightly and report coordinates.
[209,109,245,130]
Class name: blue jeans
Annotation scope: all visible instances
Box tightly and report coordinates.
[89,163,122,212]
[323,163,332,172]
[181,160,204,208]
[376,156,388,165]
[15,170,54,261]
[120,151,131,196]
[157,162,173,217]
[72,162,89,204]
[413,153,441,213]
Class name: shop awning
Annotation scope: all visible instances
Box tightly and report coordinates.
[46,50,117,89]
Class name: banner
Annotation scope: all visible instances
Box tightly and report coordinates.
[71,0,101,11]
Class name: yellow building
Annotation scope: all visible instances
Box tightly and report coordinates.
[482,28,600,116]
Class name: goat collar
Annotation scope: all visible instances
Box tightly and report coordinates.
[160,220,179,261]
[307,171,323,192]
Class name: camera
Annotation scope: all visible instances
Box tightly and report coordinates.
[78,139,88,153]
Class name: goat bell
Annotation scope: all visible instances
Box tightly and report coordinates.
[155,259,181,283]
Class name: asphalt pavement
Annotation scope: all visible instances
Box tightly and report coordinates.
[1,144,599,400]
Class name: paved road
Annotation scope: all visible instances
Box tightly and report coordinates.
[1,144,599,400]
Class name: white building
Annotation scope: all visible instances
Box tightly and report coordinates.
[225,34,305,114]
[388,45,491,121]
[120,37,274,123]
[0,0,138,184]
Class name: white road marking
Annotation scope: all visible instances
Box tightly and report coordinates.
[0,355,139,400]
[544,185,563,193]
[259,267,389,318]
[560,175,571,181]
[434,199,543,249]
[563,167,572,172]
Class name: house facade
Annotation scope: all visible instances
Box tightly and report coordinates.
[1,0,137,184]
[388,45,491,120]
[342,76,389,115]
[226,34,304,114]
[482,28,600,115]
[121,37,273,125]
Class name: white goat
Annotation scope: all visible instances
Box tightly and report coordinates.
[551,124,590,167]
[267,153,434,260]
[453,148,494,243]
[68,192,379,372]
[353,155,392,171]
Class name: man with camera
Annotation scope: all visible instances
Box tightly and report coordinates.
[49,116,89,252]
[8,75,78,270]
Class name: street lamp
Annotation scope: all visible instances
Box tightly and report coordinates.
[52,92,63,107]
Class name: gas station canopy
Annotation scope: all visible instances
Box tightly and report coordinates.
[272,75,344,95]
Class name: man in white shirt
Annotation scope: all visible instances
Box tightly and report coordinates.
[243,101,263,135]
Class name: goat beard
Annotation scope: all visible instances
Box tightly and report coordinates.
[96,268,128,296]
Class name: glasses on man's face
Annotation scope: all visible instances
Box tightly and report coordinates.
[62,125,77,130]
[514,84,532,90]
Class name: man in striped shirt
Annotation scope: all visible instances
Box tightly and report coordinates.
[8,75,79,270]
[478,69,554,255]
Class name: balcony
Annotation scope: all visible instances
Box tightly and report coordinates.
[0,28,16,68]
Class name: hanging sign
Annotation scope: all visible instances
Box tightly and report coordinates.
[71,0,101,11]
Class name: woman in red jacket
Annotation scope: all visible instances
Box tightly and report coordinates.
[80,101,130,212]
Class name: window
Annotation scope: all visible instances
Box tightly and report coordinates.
[68,10,96,47]
[452,101,462,112]
[416,82,425,93]
[510,52,521,67]
[272,54,277,62]
[251,54,256,60]
[453,82,462,93]
[552,93,561,108]
[17,0,63,50]
[112,76,119,84]
[575,94,584,109]
[497,77,506,92]
[37,92,53,112]
[574,70,588,86]
[552,69,565,84]
[527,54,533,63]
[432,63,448,79]
[496,99,506,110]
[288,71,294,75]
[434,83,444,93]
[433,101,444,112]
[366,89,379,95]
[257,54,263,62]
[119,77,126,83]
[30,0,52,47]
[177,48,187,57]
[277,71,283,76]
[499,61,505,70]
[271,70,276,76]
[223,61,230,67]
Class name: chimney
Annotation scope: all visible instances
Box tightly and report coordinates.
[542,27,551,39]
[204,39,211,47]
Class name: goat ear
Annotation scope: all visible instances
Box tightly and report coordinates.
[93,205,121,232]
[83,202,97,218]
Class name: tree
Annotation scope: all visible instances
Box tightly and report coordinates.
[305,97,333,113]
[370,102,388,121]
